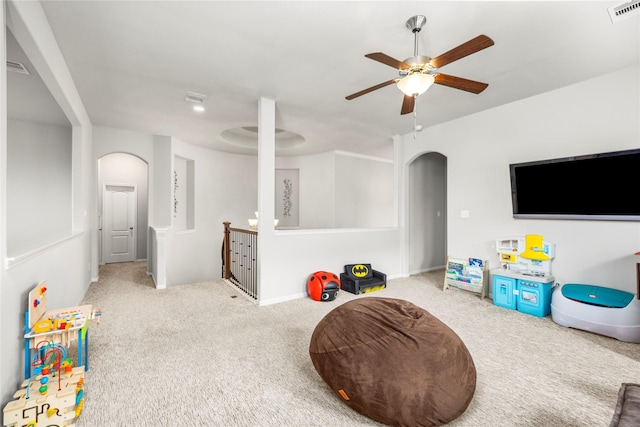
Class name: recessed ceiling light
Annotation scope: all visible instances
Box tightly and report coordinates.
[185,91,206,112]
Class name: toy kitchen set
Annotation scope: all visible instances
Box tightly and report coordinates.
[492,234,555,317]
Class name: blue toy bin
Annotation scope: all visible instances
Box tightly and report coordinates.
[551,283,640,343]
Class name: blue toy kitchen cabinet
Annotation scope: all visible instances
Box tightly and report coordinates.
[493,275,517,310]
[492,270,554,317]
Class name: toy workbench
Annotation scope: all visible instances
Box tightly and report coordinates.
[23,282,98,379]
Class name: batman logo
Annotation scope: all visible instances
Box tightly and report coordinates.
[351,264,369,278]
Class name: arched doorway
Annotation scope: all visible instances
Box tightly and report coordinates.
[98,153,149,264]
[408,152,447,274]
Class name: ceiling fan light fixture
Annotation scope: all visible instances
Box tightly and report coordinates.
[397,73,434,96]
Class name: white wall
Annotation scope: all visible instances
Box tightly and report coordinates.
[334,151,393,228]
[161,138,397,293]
[93,127,155,163]
[360,141,394,160]
[2,0,93,408]
[7,118,72,256]
[402,65,640,293]
[258,98,403,305]
[144,131,396,290]
[93,128,260,286]
[260,228,403,305]
[275,150,394,229]
[166,138,258,286]
[276,152,335,228]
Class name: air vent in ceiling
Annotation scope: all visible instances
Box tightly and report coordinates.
[6,60,30,75]
[185,91,207,104]
[608,0,640,23]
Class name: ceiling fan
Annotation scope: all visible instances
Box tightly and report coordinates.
[346,15,494,115]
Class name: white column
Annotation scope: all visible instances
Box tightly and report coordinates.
[257,97,276,301]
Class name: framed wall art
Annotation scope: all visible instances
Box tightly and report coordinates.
[275,168,299,228]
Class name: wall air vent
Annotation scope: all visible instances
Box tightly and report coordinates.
[6,60,30,75]
[608,0,640,23]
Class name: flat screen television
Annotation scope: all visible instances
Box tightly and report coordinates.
[510,148,640,221]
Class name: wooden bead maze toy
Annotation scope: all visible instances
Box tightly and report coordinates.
[23,282,99,380]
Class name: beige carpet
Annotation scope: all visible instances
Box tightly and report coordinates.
[76,261,639,426]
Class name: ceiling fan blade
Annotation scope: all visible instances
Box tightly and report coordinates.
[345,79,397,100]
[430,35,494,68]
[400,95,415,115]
[434,73,489,94]
[365,52,411,70]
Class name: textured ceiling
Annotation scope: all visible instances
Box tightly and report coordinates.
[8,1,640,156]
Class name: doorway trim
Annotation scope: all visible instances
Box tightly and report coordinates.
[101,183,137,264]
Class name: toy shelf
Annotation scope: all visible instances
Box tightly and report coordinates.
[443,256,489,299]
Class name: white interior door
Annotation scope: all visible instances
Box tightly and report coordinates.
[102,184,137,263]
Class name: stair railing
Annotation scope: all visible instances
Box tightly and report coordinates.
[223,221,258,299]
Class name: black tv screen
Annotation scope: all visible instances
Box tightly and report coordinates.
[510,148,640,221]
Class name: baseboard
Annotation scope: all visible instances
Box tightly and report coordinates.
[259,292,306,306]
[147,270,166,289]
[409,265,446,276]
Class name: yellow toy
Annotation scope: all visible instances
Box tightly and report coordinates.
[521,234,550,261]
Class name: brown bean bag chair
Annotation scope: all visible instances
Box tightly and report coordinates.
[309,297,476,427]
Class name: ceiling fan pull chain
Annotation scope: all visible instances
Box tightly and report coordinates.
[413,95,418,139]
